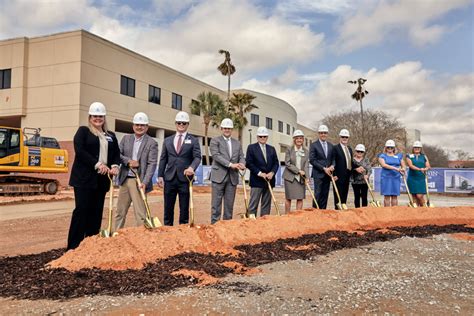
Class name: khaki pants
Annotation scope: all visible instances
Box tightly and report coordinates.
[114,178,147,230]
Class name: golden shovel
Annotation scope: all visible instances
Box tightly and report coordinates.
[302,175,319,209]
[423,171,435,208]
[330,174,348,210]
[130,168,162,229]
[239,169,256,220]
[401,172,417,208]
[265,178,281,216]
[363,177,382,207]
[100,174,115,237]
[186,174,195,227]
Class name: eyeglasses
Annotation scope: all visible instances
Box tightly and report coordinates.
[386,147,394,149]
[340,136,349,139]
[176,122,189,126]
[356,151,364,153]
[134,124,147,127]
[319,132,328,135]
[258,136,268,138]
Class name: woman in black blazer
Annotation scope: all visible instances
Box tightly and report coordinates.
[67,102,120,250]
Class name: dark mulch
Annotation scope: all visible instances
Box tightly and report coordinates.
[0,225,472,300]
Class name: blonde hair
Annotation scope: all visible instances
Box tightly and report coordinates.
[383,146,398,154]
[411,147,424,154]
[88,115,109,136]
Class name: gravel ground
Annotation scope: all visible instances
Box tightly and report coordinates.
[1,233,472,315]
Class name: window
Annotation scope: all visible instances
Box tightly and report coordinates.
[191,99,200,115]
[120,75,135,97]
[148,85,161,104]
[278,121,283,133]
[172,93,182,110]
[0,69,11,89]
[266,117,273,130]
[292,126,295,134]
[286,123,290,135]
[251,114,259,127]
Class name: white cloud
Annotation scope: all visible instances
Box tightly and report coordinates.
[275,0,357,17]
[241,62,474,153]
[335,0,471,53]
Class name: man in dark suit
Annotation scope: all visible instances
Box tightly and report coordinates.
[309,124,334,209]
[115,112,158,230]
[332,129,364,209]
[246,126,280,217]
[158,111,201,225]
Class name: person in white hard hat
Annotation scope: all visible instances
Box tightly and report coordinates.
[378,139,406,206]
[282,130,309,212]
[209,118,246,224]
[309,124,335,209]
[351,144,372,208]
[246,126,279,217]
[67,101,121,250]
[114,112,159,230]
[158,111,201,225]
[406,141,431,206]
[332,129,362,209]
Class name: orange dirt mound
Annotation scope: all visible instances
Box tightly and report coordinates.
[49,206,474,271]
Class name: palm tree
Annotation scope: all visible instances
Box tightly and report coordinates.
[217,49,236,106]
[228,92,258,142]
[348,78,369,144]
[189,91,226,166]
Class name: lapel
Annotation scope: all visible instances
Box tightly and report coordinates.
[316,140,324,157]
[127,134,134,157]
[169,134,178,156]
[136,134,148,161]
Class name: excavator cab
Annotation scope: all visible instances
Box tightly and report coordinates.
[0,126,68,194]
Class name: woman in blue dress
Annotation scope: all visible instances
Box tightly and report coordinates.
[378,139,406,207]
[406,141,431,206]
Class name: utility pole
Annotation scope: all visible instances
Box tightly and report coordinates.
[348,78,369,144]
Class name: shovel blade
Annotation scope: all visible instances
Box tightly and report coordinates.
[408,202,418,208]
[249,214,256,220]
[369,201,378,207]
[342,204,348,210]
[336,203,343,210]
[152,217,163,227]
[99,229,110,238]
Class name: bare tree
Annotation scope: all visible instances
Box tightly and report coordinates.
[452,149,473,161]
[422,144,449,167]
[321,110,406,164]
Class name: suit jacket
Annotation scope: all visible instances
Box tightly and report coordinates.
[69,126,121,191]
[332,144,354,181]
[245,142,279,188]
[282,146,309,183]
[209,136,245,185]
[158,133,201,182]
[118,133,158,193]
[309,140,335,179]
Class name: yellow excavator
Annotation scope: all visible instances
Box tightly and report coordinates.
[0,126,68,195]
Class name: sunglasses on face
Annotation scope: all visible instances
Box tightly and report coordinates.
[319,132,328,135]
[340,136,349,139]
[258,136,268,138]
[176,122,189,126]
[386,147,394,149]
[356,150,364,153]
[92,115,104,119]
[134,124,147,128]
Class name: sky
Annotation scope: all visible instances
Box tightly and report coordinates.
[0,0,473,155]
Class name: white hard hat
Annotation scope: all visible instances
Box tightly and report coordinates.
[355,144,366,152]
[133,112,149,125]
[318,125,329,133]
[88,102,106,116]
[339,129,350,137]
[175,111,190,122]
[256,126,269,136]
[385,139,396,147]
[413,141,423,148]
[293,129,304,137]
[220,118,234,128]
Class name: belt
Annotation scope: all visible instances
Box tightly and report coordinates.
[127,176,136,178]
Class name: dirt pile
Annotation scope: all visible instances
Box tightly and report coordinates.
[49,206,474,271]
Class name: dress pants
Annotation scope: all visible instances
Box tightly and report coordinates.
[352,183,368,208]
[248,186,272,217]
[211,175,237,224]
[314,176,330,209]
[334,176,350,209]
[114,178,147,230]
[67,186,107,250]
[163,176,189,226]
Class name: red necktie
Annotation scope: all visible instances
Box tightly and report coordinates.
[176,134,183,154]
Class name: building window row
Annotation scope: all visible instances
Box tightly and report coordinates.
[0,69,11,90]
[250,113,295,135]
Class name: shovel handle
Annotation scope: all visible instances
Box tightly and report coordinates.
[239,170,250,215]
[330,174,343,206]
[186,174,194,226]
[265,179,280,216]
[302,175,319,209]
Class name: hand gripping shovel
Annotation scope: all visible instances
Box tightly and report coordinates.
[186,175,195,227]
[401,172,417,208]
[239,169,256,220]
[363,177,382,207]
[302,175,319,209]
[423,171,435,208]
[265,178,281,216]
[100,174,115,237]
[130,168,162,229]
[330,174,348,210]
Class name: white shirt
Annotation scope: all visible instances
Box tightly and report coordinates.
[223,136,232,157]
[127,134,144,176]
[173,132,188,152]
[320,140,328,157]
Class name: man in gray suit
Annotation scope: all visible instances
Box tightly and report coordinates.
[209,118,246,224]
[115,112,158,229]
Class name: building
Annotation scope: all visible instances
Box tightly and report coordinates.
[0,30,315,184]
